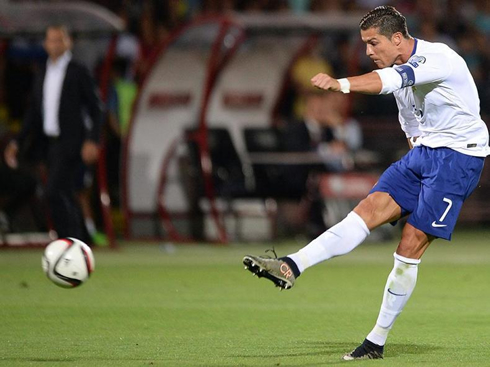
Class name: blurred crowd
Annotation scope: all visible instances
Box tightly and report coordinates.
[1,0,489,126]
[1,0,488,131]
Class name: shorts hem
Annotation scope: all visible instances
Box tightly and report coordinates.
[407,217,452,241]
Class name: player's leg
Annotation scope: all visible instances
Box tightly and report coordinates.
[345,147,485,360]
[244,147,424,289]
[369,224,435,343]
[343,223,434,360]
[243,191,401,289]
[287,191,401,271]
[243,147,420,289]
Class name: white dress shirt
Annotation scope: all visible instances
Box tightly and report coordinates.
[43,51,72,137]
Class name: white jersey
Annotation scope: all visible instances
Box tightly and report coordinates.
[374,39,489,157]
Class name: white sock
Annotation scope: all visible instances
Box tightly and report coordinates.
[288,211,370,273]
[366,253,420,346]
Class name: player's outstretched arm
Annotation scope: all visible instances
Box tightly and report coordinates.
[311,72,382,95]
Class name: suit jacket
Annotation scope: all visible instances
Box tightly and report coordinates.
[281,119,334,152]
[18,60,103,158]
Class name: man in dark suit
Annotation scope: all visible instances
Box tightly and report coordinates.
[4,25,103,243]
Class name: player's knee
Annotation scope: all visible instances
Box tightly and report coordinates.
[354,198,377,224]
[354,192,400,230]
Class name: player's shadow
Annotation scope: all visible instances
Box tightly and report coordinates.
[230,341,351,359]
[305,341,442,357]
[387,342,442,357]
[26,358,77,362]
[230,340,441,360]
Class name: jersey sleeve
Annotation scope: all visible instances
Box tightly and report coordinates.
[374,52,452,95]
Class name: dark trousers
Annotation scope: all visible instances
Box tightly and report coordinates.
[45,140,90,244]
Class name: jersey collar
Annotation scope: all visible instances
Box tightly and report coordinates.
[410,38,418,56]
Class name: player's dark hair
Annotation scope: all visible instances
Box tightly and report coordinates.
[359,6,410,39]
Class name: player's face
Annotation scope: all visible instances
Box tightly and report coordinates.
[361,27,400,68]
[44,28,71,61]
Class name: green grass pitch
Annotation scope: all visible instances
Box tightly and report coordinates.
[1,229,490,366]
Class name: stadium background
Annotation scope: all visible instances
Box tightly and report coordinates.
[1,0,489,247]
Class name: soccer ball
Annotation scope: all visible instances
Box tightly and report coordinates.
[42,238,95,288]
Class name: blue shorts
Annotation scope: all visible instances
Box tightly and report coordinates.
[370,146,484,240]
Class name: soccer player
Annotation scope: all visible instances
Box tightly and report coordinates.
[243,5,489,360]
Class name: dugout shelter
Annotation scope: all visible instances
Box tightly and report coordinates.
[122,12,384,243]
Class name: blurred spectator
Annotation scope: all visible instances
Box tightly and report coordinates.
[114,5,140,75]
[290,44,333,120]
[278,91,334,237]
[287,86,361,173]
[106,57,137,206]
[4,25,103,244]
[280,92,360,192]
[281,91,362,238]
[283,92,334,152]
[322,93,362,151]
[108,58,138,137]
[310,93,359,172]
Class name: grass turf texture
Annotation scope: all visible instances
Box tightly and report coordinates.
[1,229,489,366]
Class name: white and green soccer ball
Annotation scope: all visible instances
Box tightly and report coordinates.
[42,238,95,288]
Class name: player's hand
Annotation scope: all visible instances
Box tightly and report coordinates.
[311,73,340,92]
[81,140,99,165]
[4,141,19,169]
